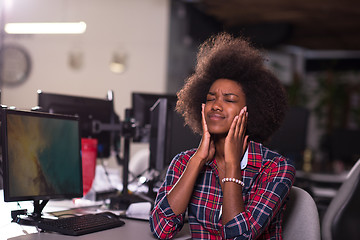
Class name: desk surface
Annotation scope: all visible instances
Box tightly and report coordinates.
[7,219,191,240]
[0,190,190,240]
[295,170,347,200]
[296,170,347,183]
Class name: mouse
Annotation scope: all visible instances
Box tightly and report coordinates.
[100,212,122,220]
[99,212,125,227]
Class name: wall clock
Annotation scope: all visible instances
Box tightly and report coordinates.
[0,44,31,87]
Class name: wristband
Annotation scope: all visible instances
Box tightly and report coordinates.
[221,177,245,187]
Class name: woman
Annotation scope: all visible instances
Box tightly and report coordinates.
[150,33,296,239]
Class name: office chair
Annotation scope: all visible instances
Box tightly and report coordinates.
[282,186,321,240]
[321,159,360,240]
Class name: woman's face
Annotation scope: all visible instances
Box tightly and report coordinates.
[204,78,246,135]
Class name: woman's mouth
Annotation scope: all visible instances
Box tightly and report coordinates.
[208,113,225,121]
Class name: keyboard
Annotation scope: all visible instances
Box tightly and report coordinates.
[38,212,125,236]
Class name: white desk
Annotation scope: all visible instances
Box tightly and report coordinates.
[7,219,191,240]
[295,170,347,199]
[296,170,347,184]
[0,190,190,240]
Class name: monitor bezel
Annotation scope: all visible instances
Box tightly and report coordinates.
[1,108,83,202]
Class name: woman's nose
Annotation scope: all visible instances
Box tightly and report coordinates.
[211,99,222,111]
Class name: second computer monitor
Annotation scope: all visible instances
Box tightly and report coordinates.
[149,98,201,172]
[37,91,119,158]
[131,92,177,142]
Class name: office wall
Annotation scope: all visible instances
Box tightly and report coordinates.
[1,0,170,120]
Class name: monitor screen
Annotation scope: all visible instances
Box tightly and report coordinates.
[328,129,360,166]
[149,98,168,171]
[131,92,177,142]
[149,98,201,172]
[266,106,310,169]
[37,91,119,158]
[1,109,83,202]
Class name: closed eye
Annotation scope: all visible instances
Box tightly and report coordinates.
[206,93,215,102]
[224,97,238,103]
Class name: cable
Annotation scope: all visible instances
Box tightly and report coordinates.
[99,158,117,189]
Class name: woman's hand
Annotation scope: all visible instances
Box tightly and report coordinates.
[167,104,215,215]
[193,104,215,165]
[224,106,249,167]
[221,106,248,224]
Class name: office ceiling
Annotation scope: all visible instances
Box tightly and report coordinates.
[192,0,360,50]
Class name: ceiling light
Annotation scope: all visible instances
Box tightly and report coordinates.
[4,22,86,34]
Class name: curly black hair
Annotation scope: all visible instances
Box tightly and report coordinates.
[176,32,288,143]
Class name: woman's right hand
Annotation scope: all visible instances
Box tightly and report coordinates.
[194,104,215,165]
[166,104,213,215]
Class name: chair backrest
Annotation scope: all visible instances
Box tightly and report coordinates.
[282,186,321,240]
[321,159,360,240]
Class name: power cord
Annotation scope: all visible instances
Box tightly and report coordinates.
[99,158,116,189]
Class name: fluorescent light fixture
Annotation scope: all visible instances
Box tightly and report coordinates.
[4,21,86,34]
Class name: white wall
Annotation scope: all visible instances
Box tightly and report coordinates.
[1,0,170,119]
[0,0,170,170]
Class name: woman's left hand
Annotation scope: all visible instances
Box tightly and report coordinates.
[224,106,249,167]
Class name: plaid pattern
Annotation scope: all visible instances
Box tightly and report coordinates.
[150,141,295,239]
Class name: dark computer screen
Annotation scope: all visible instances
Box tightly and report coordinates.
[131,92,177,142]
[328,129,360,166]
[149,98,169,171]
[149,98,201,172]
[266,106,310,168]
[1,109,83,203]
[37,91,119,158]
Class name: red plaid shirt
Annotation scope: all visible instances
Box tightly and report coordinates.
[150,141,296,239]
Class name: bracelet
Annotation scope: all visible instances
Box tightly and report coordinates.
[221,177,245,187]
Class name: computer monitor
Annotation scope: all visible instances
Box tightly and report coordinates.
[266,106,310,169]
[131,92,177,142]
[149,98,201,173]
[328,129,360,167]
[149,98,169,171]
[1,108,82,220]
[37,91,119,158]
[0,107,2,190]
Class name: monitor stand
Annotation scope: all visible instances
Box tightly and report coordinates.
[11,200,48,226]
[110,136,154,210]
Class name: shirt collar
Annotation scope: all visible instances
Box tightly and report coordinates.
[207,145,249,170]
[241,147,248,169]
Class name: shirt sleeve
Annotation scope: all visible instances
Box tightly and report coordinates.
[223,157,296,239]
[149,151,192,239]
